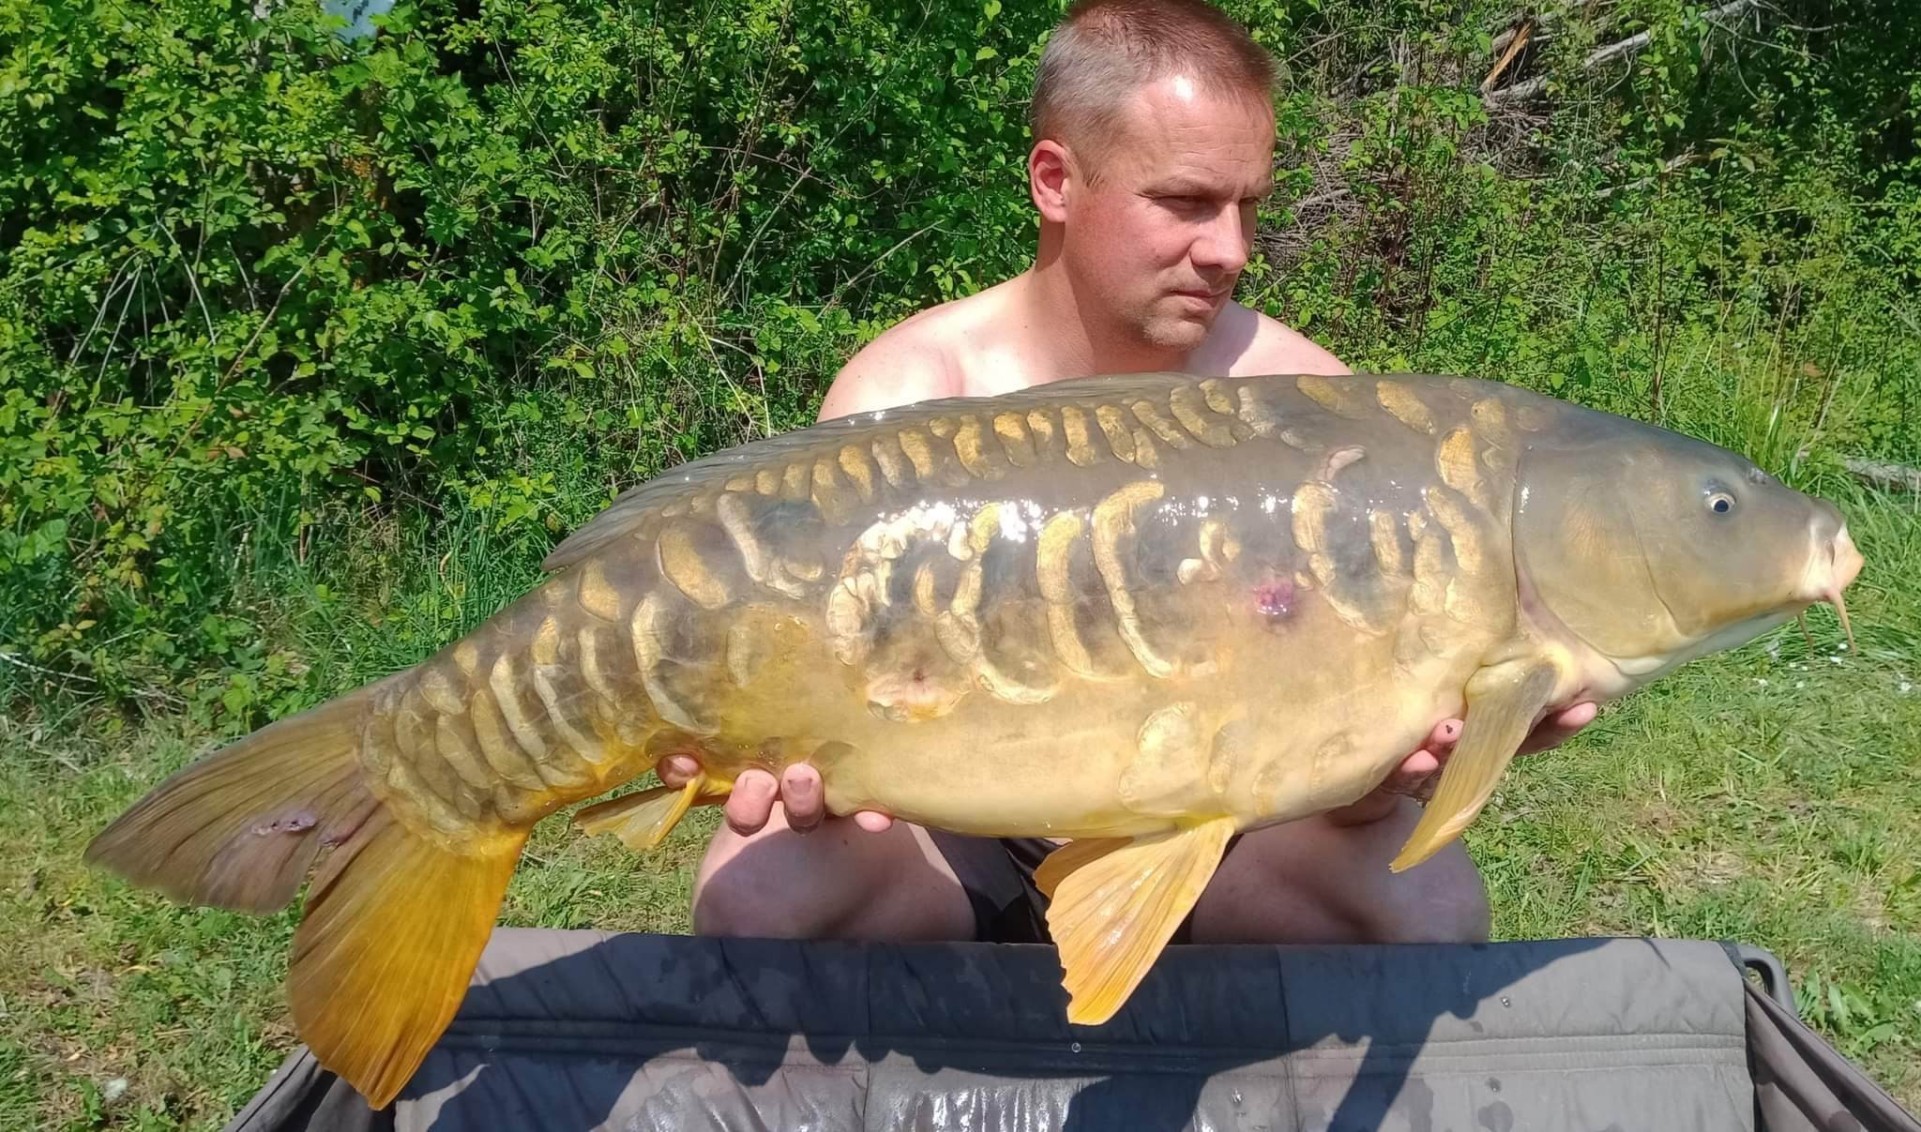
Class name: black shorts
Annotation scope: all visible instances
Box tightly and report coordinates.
[927,831,1241,946]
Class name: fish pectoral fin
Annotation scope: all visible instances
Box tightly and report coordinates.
[1390,656,1559,873]
[573,774,727,851]
[1033,837,1128,898]
[1044,818,1237,1026]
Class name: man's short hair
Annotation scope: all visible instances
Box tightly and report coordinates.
[1029,0,1278,177]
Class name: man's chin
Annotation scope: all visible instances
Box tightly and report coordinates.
[1140,313,1213,350]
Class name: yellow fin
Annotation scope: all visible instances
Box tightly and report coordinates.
[573,775,726,851]
[288,810,526,1108]
[1390,657,1558,872]
[1044,818,1236,1026]
[84,676,393,913]
[1034,837,1126,898]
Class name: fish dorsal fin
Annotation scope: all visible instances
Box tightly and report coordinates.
[538,372,1215,572]
[538,417,871,572]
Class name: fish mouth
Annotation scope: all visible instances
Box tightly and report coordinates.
[1798,518,1863,651]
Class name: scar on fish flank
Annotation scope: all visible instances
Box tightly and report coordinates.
[1253,575,1297,623]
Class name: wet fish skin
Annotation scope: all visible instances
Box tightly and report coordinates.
[83,371,1863,1107]
[355,372,1515,844]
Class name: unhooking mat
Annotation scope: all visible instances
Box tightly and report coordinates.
[224,928,1919,1132]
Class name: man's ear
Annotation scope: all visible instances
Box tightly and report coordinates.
[1030,139,1073,222]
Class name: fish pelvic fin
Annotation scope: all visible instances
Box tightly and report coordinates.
[1045,818,1237,1027]
[83,676,397,913]
[1390,656,1559,873]
[288,810,525,1108]
[573,774,729,851]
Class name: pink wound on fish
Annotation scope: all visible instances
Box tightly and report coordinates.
[249,811,317,838]
[1253,576,1296,622]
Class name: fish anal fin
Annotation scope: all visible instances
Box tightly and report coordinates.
[288,812,526,1108]
[1389,656,1558,873]
[1034,837,1127,898]
[1044,818,1237,1026]
[573,775,728,851]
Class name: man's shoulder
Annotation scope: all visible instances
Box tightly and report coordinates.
[1209,302,1352,377]
[816,290,1000,421]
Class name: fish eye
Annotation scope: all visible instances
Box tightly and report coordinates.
[1707,491,1736,515]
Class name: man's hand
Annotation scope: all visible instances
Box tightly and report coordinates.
[659,702,1598,839]
[1323,702,1599,828]
[656,755,895,836]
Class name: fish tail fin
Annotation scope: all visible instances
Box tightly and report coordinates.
[573,773,730,851]
[85,673,527,1107]
[288,808,525,1108]
[84,678,395,913]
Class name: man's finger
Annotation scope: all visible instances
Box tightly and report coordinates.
[853,811,895,833]
[1379,750,1442,797]
[725,769,779,835]
[657,754,700,789]
[1519,702,1598,754]
[781,764,825,830]
[1424,719,1463,758]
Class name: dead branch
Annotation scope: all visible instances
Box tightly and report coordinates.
[1485,0,1764,105]
[1482,19,1535,92]
[1842,456,1921,494]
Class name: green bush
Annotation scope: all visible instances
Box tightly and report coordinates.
[3,0,1916,714]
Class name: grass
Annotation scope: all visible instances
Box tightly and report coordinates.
[0,707,721,1131]
[6,483,1918,1129]
[1474,482,1921,1103]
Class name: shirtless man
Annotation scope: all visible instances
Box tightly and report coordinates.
[665,0,1596,947]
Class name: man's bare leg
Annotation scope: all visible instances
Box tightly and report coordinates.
[690,804,980,941]
[1190,795,1491,945]
[692,794,1487,947]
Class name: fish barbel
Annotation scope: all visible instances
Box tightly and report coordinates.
[86,372,1863,1106]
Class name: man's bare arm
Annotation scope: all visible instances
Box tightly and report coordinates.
[815,323,960,423]
[1225,306,1355,376]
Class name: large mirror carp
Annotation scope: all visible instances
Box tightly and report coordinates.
[86,372,1863,1106]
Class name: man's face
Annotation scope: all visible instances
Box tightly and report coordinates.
[1059,75,1275,351]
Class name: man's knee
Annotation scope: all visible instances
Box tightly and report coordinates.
[1363,840,1491,944]
[1194,799,1491,946]
[1357,796,1492,944]
[690,812,976,941]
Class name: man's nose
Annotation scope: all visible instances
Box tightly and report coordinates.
[1192,204,1251,273]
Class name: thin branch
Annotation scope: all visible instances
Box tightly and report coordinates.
[157,218,218,345]
[0,650,185,706]
[68,256,139,365]
[1486,0,1764,105]
[1594,151,1699,199]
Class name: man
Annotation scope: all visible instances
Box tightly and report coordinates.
[665,0,1595,948]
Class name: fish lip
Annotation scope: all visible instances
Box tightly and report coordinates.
[1797,521,1863,604]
